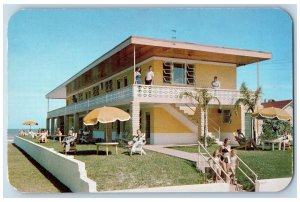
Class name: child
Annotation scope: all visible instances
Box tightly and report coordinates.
[229,149,239,185]
[208,150,222,182]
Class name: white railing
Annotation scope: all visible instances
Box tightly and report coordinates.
[198,141,258,189]
[133,84,242,105]
[47,86,133,118]
[48,84,244,118]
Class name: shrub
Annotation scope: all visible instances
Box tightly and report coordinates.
[260,120,292,141]
[199,136,216,147]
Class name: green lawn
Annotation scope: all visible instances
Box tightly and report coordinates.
[170,144,293,190]
[7,144,70,193]
[19,137,205,191]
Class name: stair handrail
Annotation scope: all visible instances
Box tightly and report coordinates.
[207,118,221,140]
[236,155,258,182]
[197,141,231,183]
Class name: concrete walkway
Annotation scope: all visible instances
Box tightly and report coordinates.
[144,144,209,172]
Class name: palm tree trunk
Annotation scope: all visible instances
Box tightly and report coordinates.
[203,108,207,148]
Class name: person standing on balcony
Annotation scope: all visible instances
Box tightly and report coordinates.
[72,95,77,103]
[211,76,221,89]
[145,66,154,85]
[134,67,142,84]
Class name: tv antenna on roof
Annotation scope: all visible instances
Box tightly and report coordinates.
[171,29,176,45]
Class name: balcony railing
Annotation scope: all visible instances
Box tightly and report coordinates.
[47,85,134,118]
[133,84,242,105]
[47,84,243,118]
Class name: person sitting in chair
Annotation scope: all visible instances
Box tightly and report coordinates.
[282,132,291,150]
[236,129,257,149]
[129,129,146,155]
[62,131,76,153]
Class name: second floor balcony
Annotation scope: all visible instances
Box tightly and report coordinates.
[47,84,244,118]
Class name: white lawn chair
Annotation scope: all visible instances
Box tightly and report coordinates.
[130,134,146,156]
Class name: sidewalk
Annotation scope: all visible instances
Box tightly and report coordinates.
[144,144,209,172]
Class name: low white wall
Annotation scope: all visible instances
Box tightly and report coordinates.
[255,177,292,192]
[108,183,230,192]
[153,133,198,145]
[14,137,97,193]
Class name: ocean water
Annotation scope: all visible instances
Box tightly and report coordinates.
[7,129,38,143]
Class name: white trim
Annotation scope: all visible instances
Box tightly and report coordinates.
[131,36,272,59]
[154,56,236,67]
[153,133,198,145]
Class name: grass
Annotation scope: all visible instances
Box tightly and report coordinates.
[19,137,205,191]
[7,143,71,193]
[170,144,293,190]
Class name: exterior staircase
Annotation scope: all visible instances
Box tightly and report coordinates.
[171,103,223,145]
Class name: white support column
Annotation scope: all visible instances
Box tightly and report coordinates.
[133,45,136,84]
[51,118,55,135]
[130,101,140,136]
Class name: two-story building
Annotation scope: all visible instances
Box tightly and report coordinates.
[46,36,271,144]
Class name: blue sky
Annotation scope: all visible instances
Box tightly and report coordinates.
[7,8,293,129]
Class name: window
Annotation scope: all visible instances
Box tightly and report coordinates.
[105,80,113,92]
[163,63,172,83]
[163,62,195,85]
[186,64,195,85]
[117,79,122,89]
[173,63,185,84]
[223,110,232,124]
[78,93,83,101]
[124,76,128,87]
[85,91,91,99]
[93,86,99,96]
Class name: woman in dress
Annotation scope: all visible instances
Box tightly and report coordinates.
[134,67,142,84]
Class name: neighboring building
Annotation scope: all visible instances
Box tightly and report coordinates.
[46,36,272,144]
[262,99,293,122]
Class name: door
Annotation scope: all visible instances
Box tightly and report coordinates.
[145,112,151,144]
[245,113,252,139]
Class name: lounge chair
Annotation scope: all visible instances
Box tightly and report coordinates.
[62,134,77,154]
[129,134,146,156]
[233,133,252,150]
[79,131,89,143]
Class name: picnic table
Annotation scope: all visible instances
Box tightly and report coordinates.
[96,142,119,156]
[262,139,283,151]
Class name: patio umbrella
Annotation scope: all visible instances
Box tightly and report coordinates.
[83,106,131,142]
[23,121,38,130]
[252,107,291,121]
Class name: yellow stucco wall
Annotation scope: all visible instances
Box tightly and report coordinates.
[195,64,237,89]
[208,106,241,133]
[152,107,192,133]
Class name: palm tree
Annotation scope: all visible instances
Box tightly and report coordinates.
[234,82,262,143]
[183,89,221,147]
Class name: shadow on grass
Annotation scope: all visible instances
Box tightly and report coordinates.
[12,144,71,193]
[59,150,114,156]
